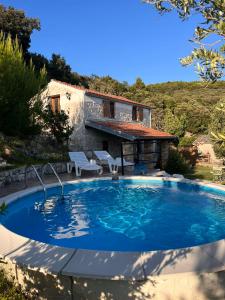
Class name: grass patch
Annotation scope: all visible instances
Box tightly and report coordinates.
[186,165,213,181]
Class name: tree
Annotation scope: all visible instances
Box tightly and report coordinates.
[144,0,225,82]
[0,5,40,56]
[0,32,47,136]
[47,53,89,87]
[164,109,186,137]
[42,105,73,145]
[133,77,145,90]
[48,54,73,83]
[88,75,128,95]
[30,52,49,72]
[209,99,225,157]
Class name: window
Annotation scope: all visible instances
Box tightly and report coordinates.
[132,106,143,122]
[50,95,60,114]
[103,100,115,118]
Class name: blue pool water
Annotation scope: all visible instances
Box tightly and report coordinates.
[2,179,225,251]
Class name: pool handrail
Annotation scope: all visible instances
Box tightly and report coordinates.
[44,163,64,199]
[25,165,47,200]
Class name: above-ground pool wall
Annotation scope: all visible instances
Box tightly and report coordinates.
[2,260,225,300]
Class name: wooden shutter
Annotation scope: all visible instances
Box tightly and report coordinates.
[103,100,115,118]
[56,97,60,113]
[132,106,137,121]
[50,95,60,114]
[138,108,143,121]
[110,101,115,118]
[103,100,108,117]
[51,97,56,114]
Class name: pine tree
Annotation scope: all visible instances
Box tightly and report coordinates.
[0,32,46,136]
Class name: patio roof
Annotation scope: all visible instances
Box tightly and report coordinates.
[85,120,177,141]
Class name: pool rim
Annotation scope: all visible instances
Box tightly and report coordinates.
[1,175,225,280]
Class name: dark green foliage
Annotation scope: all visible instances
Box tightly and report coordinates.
[165,148,192,175]
[48,54,74,84]
[0,270,26,300]
[0,5,40,56]
[88,75,129,95]
[0,33,47,136]
[163,109,186,137]
[132,77,145,90]
[0,202,7,215]
[42,105,73,145]
[179,136,196,147]
[209,99,225,157]
[29,52,49,72]
[31,53,89,88]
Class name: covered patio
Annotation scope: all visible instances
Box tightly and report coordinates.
[85,120,178,175]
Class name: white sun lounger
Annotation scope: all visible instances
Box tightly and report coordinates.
[94,151,134,173]
[69,152,103,177]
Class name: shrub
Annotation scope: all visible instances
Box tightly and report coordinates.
[165,148,192,175]
[0,269,26,300]
[0,32,47,136]
[178,136,196,147]
[41,105,73,145]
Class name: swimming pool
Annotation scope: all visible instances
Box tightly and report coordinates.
[2,178,225,252]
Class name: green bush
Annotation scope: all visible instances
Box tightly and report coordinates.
[0,32,47,136]
[165,148,192,175]
[179,136,196,147]
[0,270,26,300]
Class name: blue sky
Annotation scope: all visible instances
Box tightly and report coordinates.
[2,0,200,84]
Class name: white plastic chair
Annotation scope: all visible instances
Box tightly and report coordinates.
[94,151,134,173]
[68,152,103,177]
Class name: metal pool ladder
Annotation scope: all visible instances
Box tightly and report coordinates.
[25,163,64,201]
[45,163,64,199]
[25,165,47,200]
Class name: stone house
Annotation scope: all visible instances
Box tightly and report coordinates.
[41,79,177,170]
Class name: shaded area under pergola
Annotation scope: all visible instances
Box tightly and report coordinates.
[85,120,178,175]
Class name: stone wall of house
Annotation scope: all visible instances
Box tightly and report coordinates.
[84,94,151,126]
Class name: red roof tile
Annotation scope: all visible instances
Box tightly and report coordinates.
[51,79,150,109]
[88,120,176,140]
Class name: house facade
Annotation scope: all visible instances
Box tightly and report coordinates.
[42,79,177,169]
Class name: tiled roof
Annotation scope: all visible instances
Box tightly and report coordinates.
[51,79,150,109]
[86,120,177,141]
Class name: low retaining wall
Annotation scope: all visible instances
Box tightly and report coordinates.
[0,162,68,187]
